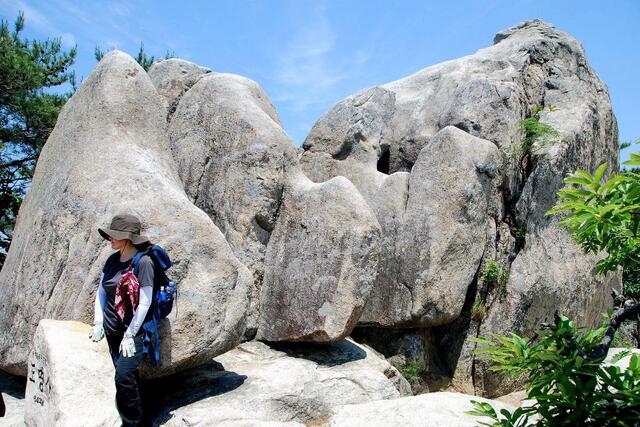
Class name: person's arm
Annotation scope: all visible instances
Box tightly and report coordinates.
[93,272,106,324]
[89,272,106,342]
[126,256,155,336]
[126,286,152,336]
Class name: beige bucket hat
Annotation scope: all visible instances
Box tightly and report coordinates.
[98,213,149,245]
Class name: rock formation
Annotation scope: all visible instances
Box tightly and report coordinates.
[156,339,409,425]
[148,58,212,119]
[256,170,380,341]
[300,19,619,395]
[326,392,516,426]
[0,51,252,377]
[0,19,621,402]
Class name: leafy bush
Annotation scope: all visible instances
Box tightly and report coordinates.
[519,116,560,155]
[482,260,502,284]
[468,314,640,426]
[546,160,640,276]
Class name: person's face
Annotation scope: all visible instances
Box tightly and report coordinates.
[109,236,130,251]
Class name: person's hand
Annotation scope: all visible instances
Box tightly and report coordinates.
[119,331,136,357]
[89,322,104,342]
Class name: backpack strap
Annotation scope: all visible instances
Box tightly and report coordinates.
[141,317,160,367]
[131,249,150,276]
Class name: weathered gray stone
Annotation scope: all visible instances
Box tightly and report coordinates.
[0,51,251,376]
[300,86,396,202]
[256,170,381,341]
[24,320,119,427]
[356,126,501,327]
[299,19,619,395]
[168,73,297,335]
[151,339,409,426]
[148,58,211,119]
[327,392,516,427]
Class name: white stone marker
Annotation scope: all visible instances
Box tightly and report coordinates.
[25,320,119,427]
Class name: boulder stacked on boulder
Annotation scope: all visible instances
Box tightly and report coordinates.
[299,19,619,395]
[0,19,620,402]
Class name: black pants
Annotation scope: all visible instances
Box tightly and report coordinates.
[106,332,145,427]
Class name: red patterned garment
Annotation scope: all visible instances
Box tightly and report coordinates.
[114,267,140,321]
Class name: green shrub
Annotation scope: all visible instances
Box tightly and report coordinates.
[481,260,502,284]
[481,259,508,293]
[519,116,560,155]
[505,106,563,164]
[467,314,640,426]
[394,359,421,382]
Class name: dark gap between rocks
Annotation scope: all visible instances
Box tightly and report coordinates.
[377,144,391,174]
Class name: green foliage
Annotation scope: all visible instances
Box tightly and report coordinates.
[546,160,640,277]
[481,259,508,293]
[472,300,487,322]
[519,116,560,155]
[95,43,175,71]
[468,315,640,426]
[394,359,421,382]
[505,106,563,164]
[0,12,76,267]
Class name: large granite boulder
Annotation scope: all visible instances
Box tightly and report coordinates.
[299,19,619,394]
[25,320,119,427]
[256,170,381,341]
[167,73,297,334]
[148,58,212,119]
[0,51,251,376]
[15,321,409,426]
[359,126,501,327]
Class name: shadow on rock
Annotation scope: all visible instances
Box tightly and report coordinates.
[142,361,246,424]
[263,339,367,366]
[0,371,25,400]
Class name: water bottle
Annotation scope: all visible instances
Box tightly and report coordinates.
[158,286,167,303]
[167,281,176,302]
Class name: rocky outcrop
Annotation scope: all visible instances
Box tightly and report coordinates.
[0,19,622,402]
[167,73,296,335]
[18,320,409,426]
[148,58,211,119]
[327,392,516,426]
[155,339,409,425]
[25,320,120,427]
[256,170,380,341]
[165,71,381,341]
[300,19,619,395]
[359,126,501,327]
[0,51,251,376]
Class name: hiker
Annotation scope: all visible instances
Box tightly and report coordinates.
[89,213,155,426]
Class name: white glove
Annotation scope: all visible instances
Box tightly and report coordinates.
[119,331,136,357]
[88,322,104,342]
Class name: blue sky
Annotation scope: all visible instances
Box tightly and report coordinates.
[1,0,638,163]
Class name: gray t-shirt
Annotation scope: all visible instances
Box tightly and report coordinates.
[101,251,155,336]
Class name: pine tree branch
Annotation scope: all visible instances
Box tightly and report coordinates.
[0,155,38,168]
